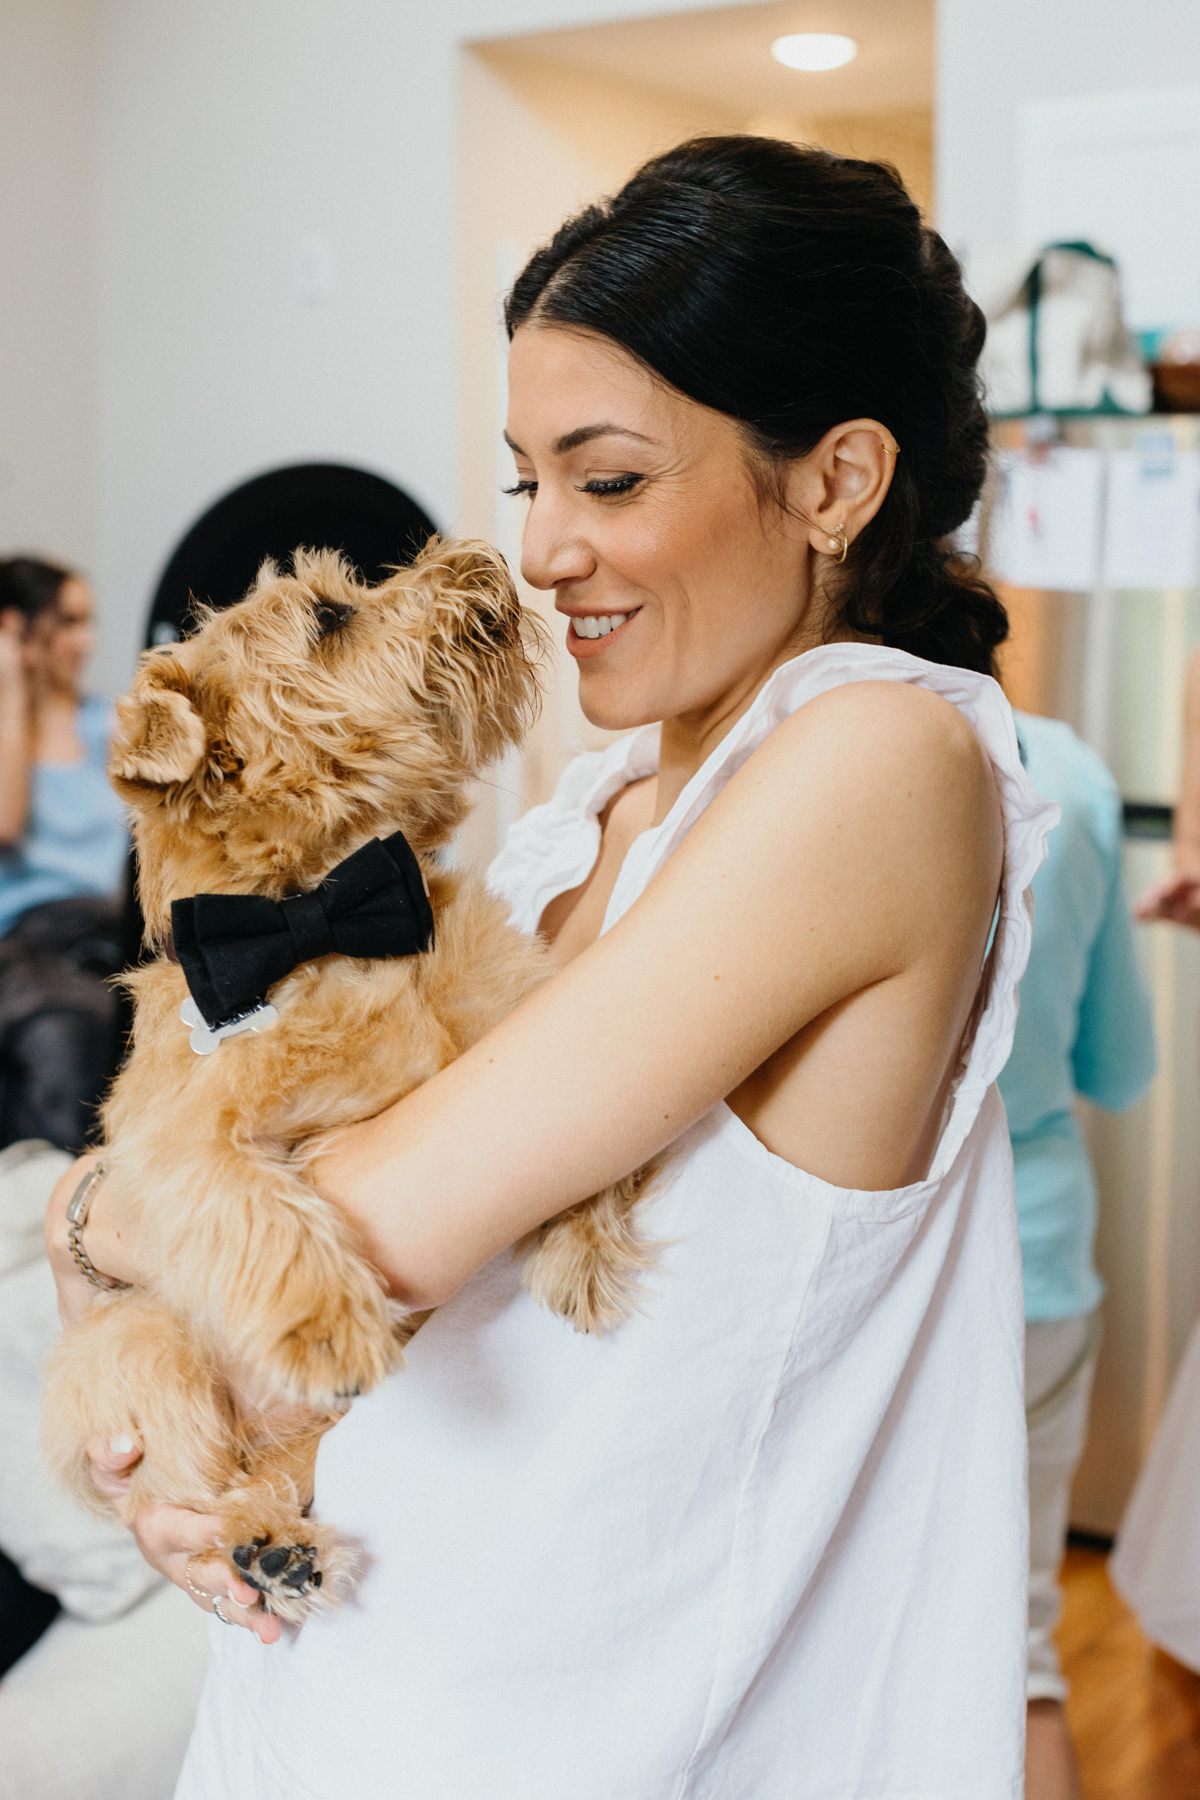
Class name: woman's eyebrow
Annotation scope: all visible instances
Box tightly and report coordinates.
[502,424,659,457]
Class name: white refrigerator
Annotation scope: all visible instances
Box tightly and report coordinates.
[986,414,1200,1534]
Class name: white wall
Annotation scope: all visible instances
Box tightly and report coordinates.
[936,0,1200,261]
[0,0,748,690]
[0,0,96,573]
[92,0,458,696]
[13,0,918,696]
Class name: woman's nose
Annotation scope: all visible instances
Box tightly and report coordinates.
[520,493,596,593]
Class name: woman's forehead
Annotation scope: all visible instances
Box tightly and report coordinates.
[507,326,714,454]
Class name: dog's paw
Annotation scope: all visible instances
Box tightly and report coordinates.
[266,1296,398,1409]
[231,1257,400,1409]
[222,1514,360,1624]
[231,1535,325,1621]
[520,1178,659,1335]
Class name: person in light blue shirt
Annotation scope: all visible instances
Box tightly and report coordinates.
[0,558,128,1150]
[0,692,128,937]
[1003,711,1156,1800]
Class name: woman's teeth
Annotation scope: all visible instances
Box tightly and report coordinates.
[573,613,630,639]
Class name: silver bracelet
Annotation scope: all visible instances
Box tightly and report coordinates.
[65,1164,132,1293]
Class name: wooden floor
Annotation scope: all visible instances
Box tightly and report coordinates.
[1062,1547,1200,1799]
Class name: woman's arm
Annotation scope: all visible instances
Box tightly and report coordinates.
[0,615,32,845]
[312,680,998,1305]
[72,681,998,1306]
[53,681,996,1634]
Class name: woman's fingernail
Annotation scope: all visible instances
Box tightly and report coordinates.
[109,1434,135,1455]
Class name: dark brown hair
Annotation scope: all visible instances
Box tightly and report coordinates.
[505,136,1006,677]
[0,556,75,627]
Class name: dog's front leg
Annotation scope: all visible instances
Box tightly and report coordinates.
[132,1138,401,1410]
[211,1419,358,1624]
[43,1293,241,1519]
[519,1164,661,1334]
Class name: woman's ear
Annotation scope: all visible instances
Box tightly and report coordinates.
[109,673,206,788]
[784,419,899,560]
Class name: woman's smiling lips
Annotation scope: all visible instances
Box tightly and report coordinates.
[563,608,642,658]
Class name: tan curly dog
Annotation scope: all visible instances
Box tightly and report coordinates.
[43,538,654,1621]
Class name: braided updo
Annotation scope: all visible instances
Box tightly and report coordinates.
[505,136,1007,677]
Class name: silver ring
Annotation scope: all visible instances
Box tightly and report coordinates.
[212,1594,235,1626]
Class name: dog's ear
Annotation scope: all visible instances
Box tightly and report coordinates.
[409,537,545,768]
[109,667,207,788]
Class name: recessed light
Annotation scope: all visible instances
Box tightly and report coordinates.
[770,32,858,72]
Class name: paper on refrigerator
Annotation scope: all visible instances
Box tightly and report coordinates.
[989,447,1105,592]
[1103,442,1200,590]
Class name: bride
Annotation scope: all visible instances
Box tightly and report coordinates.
[50,136,1053,1799]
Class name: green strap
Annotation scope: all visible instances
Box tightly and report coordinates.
[1025,242,1115,416]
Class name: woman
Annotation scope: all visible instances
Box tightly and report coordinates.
[49,140,1055,1797]
[0,558,127,1149]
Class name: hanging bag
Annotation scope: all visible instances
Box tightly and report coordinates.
[981,241,1151,416]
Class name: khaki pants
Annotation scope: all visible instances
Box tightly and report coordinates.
[1025,1312,1100,1701]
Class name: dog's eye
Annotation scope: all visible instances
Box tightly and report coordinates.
[312,600,354,639]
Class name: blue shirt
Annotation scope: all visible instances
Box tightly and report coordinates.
[999,713,1156,1320]
[0,695,129,937]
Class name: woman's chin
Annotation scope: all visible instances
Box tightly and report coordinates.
[576,673,662,735]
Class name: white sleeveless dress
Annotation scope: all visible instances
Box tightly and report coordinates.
[176,644,1055,1800]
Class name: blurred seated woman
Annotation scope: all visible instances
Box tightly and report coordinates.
[0,558,127,1151]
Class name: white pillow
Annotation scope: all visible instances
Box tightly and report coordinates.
[0,1579,209,1800]
[0,1140,72,1277]
[0,1146,162,1621]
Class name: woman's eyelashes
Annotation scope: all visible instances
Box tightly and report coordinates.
[500,473,646,500]
[581,473,645,497]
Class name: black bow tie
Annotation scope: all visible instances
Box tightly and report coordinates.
[171,831,435,1030]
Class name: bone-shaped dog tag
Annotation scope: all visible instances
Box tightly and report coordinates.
[180,996,280,1056]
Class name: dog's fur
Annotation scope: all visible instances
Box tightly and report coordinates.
[43,539,654,1620]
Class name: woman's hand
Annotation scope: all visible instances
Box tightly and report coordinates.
[51,1171,279,1643]
[45,1154,145,1328]
[45,1153,107,1329]
[1133,870,1200,931]
[0,611,31,845]
[86,1437,281,1645]
[0,612,27,713]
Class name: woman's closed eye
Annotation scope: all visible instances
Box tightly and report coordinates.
[501,472,646,500]
[580,473,644,498]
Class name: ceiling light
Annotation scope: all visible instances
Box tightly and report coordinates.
[770,32,858,72]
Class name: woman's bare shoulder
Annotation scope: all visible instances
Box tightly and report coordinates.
[730,677,995,835]
[763,675,988,772]
[672,675,1000,961]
